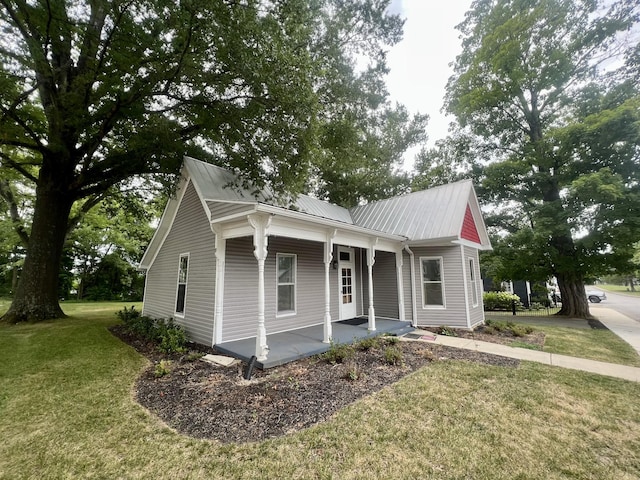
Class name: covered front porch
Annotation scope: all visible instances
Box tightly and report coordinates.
[215,317,414,369]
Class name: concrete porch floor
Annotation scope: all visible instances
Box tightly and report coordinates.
[215,318,414,369]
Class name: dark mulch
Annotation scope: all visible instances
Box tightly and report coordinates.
[111,326,519,444]
[423,325,546,349]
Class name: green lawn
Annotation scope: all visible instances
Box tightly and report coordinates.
[1,304,640,479]
[599,284,640,296]
[541,325,640,366]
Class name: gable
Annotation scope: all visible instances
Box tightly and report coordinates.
[461,204,481,244]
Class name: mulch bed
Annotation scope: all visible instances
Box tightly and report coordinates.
[111,326,520,444]
[422,325,546,349]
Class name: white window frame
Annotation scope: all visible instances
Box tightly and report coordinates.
[276,253,297,317]
[420,256,445,309]
[175,253,190,317]
[468,257,479,307]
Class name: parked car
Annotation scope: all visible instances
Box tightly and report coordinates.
[548,289,607,303]
[586,289,606,303]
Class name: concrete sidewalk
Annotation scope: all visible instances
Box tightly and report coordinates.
[404,324,640,383]
[593,307,640,355]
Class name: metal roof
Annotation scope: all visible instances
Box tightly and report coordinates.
[185,156,354,225]
[349,180,475,241]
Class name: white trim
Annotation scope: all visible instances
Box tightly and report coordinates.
[338,247,357,320]
[174,252,190,318]
[468,255,479,308]
[276,253,297,317]
[395,248,405,322]
[212,227,226,345]
[404,246,418,327]
[419,256,446,309]
[460,246,471,328]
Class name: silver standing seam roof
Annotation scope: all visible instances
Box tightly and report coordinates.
[184,156,486,243]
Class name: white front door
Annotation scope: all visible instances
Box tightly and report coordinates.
[338,247,357,319]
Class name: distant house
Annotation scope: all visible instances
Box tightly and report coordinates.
[139,157,492,362]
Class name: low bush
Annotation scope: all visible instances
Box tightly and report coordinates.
[355,336,381,351]
[483,291,523,311]
[116,307,187,354]
[323,341,354,364]
[384,346,404,366]
[484,319,534,337]
[437,325,458,337]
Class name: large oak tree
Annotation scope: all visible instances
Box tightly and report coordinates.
[0,0,421,322]
[445,0,640,317]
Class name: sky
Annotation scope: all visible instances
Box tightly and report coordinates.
[385,1,473,166]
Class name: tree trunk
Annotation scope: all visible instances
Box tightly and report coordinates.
[1,178,74,323]
[556,272,591,318]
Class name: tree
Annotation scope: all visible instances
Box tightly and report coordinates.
[0,0,415,322]
[445,0,640,317]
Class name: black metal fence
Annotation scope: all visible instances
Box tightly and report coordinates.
[485,300,561,317]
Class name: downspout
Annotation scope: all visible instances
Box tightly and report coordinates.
[404,245,418,327]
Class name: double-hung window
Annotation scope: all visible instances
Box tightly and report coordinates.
[421,257,444,307]
[277,254,296,315]
[468,257,478,307]
[175,253,189,316]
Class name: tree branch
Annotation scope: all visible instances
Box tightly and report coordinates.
[0,179,30,246]
[0,151,39,182]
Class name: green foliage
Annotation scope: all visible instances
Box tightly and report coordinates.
[383,346,404,366]
[484,319,534,337]
[156,320,187,354]
[356,336,382,351]
[437,326,458,337]
[342,361,364,381]
[116,307,186,354]
[483,292,523,311]
[323,341,355,364]
[445,0,640,317]
[0,0,422,321]
[154,360,173,378]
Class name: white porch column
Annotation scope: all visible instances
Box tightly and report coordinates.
[247,213,271,361]
[212,226,226,345]
[396,248,405,322]
[367,242,377,332]
[323,230,336,343]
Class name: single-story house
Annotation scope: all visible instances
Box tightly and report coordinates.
[139,157,492,364]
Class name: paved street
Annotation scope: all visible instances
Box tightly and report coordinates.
[589,289,640,324]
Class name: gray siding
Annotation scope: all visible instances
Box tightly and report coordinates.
[143,181,216,345]
[412,245,469,328]
[465,246,485,327]
[372,250,399,318]
[222,236,338,342]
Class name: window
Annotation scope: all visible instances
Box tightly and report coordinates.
[175,254,189,316]
[421,257,444,307]
[277,254,296,314]
[469,257,478,306]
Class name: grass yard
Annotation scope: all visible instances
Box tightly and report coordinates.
[1,304,640,479]
[599,284,640,297]
[540,325,640,367]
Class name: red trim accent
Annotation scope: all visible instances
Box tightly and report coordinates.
[461,205,481,244]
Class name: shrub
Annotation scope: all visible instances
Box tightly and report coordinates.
[342,361,363,381]
[156,319,187,354]
[384,346,404,366]
[323,341,354,364]
[483,291,523,311]
[485,319,534,337]
[383,335,399,345]
[116,308,187,354]
[437,325,458,337]
[356,336,381,351]
[154,359,172,377]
